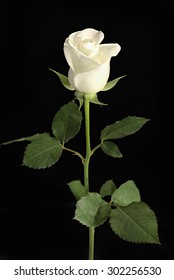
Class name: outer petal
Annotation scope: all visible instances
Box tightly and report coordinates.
[64,41,98,73]
[63,39,75,71]
[68,68,76,89]
[97,43,121,63]
[74,61,110,94]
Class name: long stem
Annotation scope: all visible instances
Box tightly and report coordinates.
[84,98,95,260]
[84,98,91,192]
[89,226,95,260]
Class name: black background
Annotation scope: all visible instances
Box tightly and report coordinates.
[0,0,173,260]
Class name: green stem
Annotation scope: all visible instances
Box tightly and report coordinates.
[84,98,91,192]
[84,97,95,260]
[89,226,95,260]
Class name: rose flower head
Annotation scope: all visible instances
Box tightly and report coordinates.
[64,28,121,95]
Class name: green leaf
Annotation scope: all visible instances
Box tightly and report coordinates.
[101,116,150,141]
[101,75,127,91]
[110,202,160,244]
[49,68,74,90]
[101,141,123,158]
[23,134,62,169]
[67,180,88,200]
[74,192,111,227]
[52,100,82,144]
[111,180,141,206]
[0,133,48,146]
[100,180,117,198]
[85,93,107,106]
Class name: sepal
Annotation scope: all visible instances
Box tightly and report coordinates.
[75,91,84,110]
[49,68,74,90]
[85,93,107,106]
[101,75,127,91]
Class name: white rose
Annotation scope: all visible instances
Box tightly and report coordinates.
[63,28,121,94]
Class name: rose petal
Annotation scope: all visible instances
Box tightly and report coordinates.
[68,68,76,89]
[72,28,104,50]
[64,41,98,73]
[64,29,105,72]
[97,44,121,63]
[74,61,110,94]
[74,29,104,59]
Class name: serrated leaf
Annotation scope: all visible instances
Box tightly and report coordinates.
[67,180,88,200]
[111,180,141,206]
[101,75,127,91]
[0,133,48,146]
[52,101,82,144]
[101,141,123,158]
[100,116,150,141]
[110,202,160,244]
[100,180,116,198]
[74,192,111,227]
[23,134,62,169]
[49,68,74,90]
